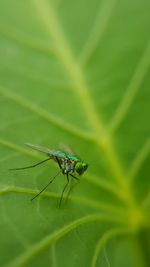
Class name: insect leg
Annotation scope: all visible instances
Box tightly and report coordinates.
[59,173,69,208]
[31,171,60,201]
[65,174,79,204]
[55,156,62,170]
[70,174,79,180]
[9,158,51,171]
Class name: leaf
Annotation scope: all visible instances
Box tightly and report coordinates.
[0,0,150,266]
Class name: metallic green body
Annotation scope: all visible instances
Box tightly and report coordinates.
[26,143,88,176]
[10,143,88,206]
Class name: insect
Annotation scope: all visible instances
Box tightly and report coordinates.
[9,143,88,207]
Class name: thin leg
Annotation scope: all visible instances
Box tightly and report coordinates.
[59,173,69,208]
[9,158,51,171]
[65,175,79,204]
[65,176,73,204]
[31,171,60,201]
[55,157,62,170]
[70,174,79,180]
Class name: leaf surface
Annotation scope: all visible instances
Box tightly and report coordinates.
[0,0,150,266]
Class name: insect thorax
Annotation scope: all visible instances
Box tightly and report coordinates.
[61,159,76,174]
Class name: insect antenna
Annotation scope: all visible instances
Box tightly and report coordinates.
[31,171,60,201]
[9,158,51,171]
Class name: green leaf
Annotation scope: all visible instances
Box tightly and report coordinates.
[0,0,150,266]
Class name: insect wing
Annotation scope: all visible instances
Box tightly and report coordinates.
[59,143,75,155]
[25,143,52,156]
[25,143,68,160]
[50,150,69,160]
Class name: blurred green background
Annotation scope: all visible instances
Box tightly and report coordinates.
[0,0,150,266]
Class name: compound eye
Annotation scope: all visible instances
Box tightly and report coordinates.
[83,163,88,172]
[75,162,83,175]
[76,162,88,175]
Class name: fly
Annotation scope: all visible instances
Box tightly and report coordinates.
[9,143,88,207]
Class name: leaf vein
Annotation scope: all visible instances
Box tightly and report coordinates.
[0,86,93,141]
[5,214,122,267]
[128,139,150,184]
[33,0,129,194]
[0,185,123,215]
[91,227,129,267]
[79,0,117,65]
[0,138,123,199]
[110,41,150,132]
[0,25,55,56]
